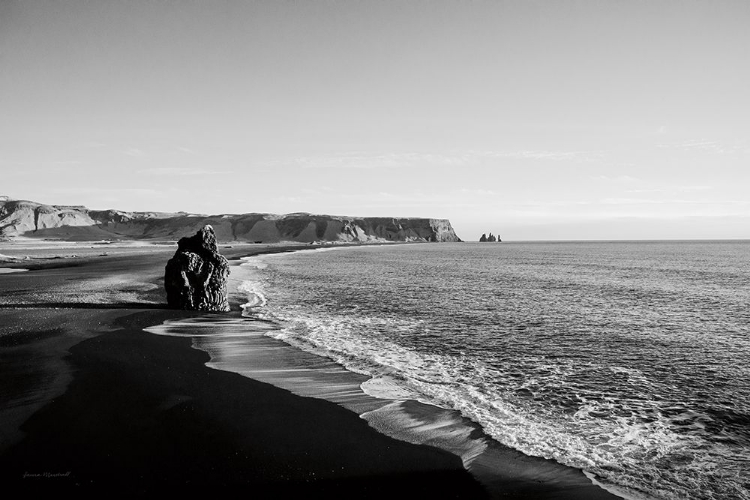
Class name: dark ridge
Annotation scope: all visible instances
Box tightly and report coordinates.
[316,219,329,239]
[276,217,313,238]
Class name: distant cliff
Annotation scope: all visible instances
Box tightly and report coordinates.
[0,196,461,243]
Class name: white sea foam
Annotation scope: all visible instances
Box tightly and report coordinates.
[222,242,750,500]
[145,315,262,338]
[235,255,276,315]
[583,471,651,500]
[241,258,267,269]
[239,246,351,268]
[238,281,267,311]
[361,400,489,468]
[360,376,423,400]
[263,307,721,500]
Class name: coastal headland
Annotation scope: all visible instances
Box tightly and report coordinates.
[0,240,620,498]
[0,196,461,243]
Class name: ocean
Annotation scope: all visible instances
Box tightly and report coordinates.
[230,241,750,500]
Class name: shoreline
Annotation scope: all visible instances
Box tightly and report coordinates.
[1,309,484,496]
[0,241,483,496]
[0,241,621,497]
[177,243,623,498]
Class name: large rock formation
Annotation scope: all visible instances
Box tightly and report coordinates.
[164,225,230,312]
[0,197,103,240]
[0,196,462,243]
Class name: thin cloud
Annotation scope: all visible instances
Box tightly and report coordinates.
[484,150,599,161]
[626,185,713,194]
[294,152,466,170]
[593,175,641,183]
[656,140,719,150]
[600,198,738,206]
[459,188,499,196]
[655,140,746,155]
[293,149,601,170]
[124,148,146,158]
[137,167,233,176]
[50,160,83,166]
[50,187,161,196]
[676,185,713,192]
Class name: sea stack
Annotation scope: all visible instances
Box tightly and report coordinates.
[164,225,230,312]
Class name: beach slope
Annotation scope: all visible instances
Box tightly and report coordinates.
[0,243,483,497]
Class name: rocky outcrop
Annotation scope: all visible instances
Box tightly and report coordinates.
[0,197,462,243]
[479,233,500,242]
[164,225,230,312]
[0,198,105,240]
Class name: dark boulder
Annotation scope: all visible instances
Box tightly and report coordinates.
[164,225,230,312]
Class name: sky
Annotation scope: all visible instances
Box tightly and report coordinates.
[1,0,748,241]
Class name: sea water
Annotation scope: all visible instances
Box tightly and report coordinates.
[238,241,750,500]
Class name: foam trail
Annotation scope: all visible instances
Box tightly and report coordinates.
[584,471,650,500]
[238,281,266,312]
[362,400,489,468]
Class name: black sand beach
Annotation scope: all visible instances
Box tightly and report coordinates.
[0,243,484,496]
[0,242,620,498]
